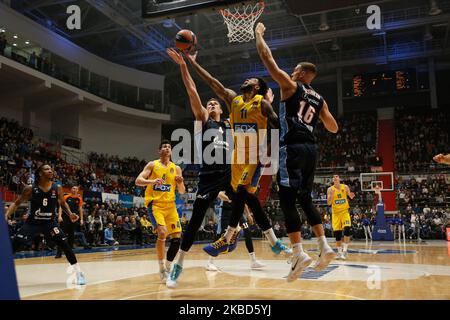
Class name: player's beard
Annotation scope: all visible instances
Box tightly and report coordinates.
[240,83,253,93]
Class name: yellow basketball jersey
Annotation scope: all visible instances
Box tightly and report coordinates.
[331,184,349,212]
[144,160,177,206]
[230,94,267,163]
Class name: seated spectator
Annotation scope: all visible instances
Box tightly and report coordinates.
[140,214,152,230]
[104,223,119,246]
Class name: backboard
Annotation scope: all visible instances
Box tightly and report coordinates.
[142,0,257,21]
[360,172,394,192]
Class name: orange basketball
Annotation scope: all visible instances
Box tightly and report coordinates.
[175,29,197,53]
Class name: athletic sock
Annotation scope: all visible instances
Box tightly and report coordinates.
[249,252,256,262]
[158,260,165,272]
[292,242,304,254]
[317,235,330,252]
[72,263,81,273]
[165,260,172,271]
[208,256,215,264]
[343,243,349,252]
[263,228,277,246]
[177,250,187,267]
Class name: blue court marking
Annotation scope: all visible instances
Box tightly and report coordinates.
[300,264,339,279]
[284,263,393,280]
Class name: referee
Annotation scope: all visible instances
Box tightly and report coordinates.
[55,186,84,258]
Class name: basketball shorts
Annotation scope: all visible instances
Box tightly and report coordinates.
[147,202,182,235]
[277,143,317,193]
[15,221,66,242]
[197,169,232,201]
[332,209,351,231]
[231,163,262,194]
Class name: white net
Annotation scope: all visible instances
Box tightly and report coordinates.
[220,2,265,43]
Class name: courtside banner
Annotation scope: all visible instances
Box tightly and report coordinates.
[102,193,119,204]
[119,194,133,208]
[0,197,20,300]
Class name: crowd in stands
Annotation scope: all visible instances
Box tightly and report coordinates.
[315,112,377,171]
[395,109,450,173]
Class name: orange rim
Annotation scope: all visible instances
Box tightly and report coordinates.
[220,2,265,19]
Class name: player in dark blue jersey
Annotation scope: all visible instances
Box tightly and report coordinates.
[4,164,86,285]
[256,23,339,281]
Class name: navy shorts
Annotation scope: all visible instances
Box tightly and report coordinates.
[277,143,317,193]
[15,221,66,242]
[197,169,232,201]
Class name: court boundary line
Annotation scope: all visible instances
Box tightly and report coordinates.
[119,287,367,300]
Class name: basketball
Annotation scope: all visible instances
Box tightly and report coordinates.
[175,29,197,53]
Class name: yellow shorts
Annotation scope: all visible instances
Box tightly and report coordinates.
[231,163,262,194]
[147,202,181,236]
[332,209,351,231]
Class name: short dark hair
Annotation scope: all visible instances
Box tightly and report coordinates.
[159,139,172,149]
[298,62,317,74]
[256,77,268,96]
[207,98,221,105]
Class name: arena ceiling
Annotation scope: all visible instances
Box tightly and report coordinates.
[10,0,450,106]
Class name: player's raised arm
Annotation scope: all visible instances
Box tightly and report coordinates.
[135,161,160,186]
[345,185,355,199]
[255,23,296,98]
[319,101,338,133]
[260,99,279,129]
[167,48,208,124]
[5,185,32,221]
[184,51,236,110]
[175,166,186,194]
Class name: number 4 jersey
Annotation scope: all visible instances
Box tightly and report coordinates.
[144,160,177,207]
[279,82,324,145]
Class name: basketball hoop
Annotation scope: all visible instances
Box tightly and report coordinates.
[220,1,265,43]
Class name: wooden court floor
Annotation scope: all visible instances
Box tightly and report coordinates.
[14,239,450,300]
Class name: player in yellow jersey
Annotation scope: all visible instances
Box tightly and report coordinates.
[135,140,185,281]
[185,51,292,257]
[327,175,355,260]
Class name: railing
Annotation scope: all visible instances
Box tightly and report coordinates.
[200,3,450,50]
[0,34,166,114]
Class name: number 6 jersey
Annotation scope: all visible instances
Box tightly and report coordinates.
[279,82,324,145]
[29,183,59,224]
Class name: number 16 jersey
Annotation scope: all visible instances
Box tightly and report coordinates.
[279,82,324,146]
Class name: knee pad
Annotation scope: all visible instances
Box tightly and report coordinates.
[284,212,301,234]
[170,237,181,249]
[334,230,343,242]
[343,226,351,237]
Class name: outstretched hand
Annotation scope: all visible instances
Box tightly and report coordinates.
[255,22,266,36]
[184,50,198,63]
[166,48,185,65]
[265,88,274,104]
